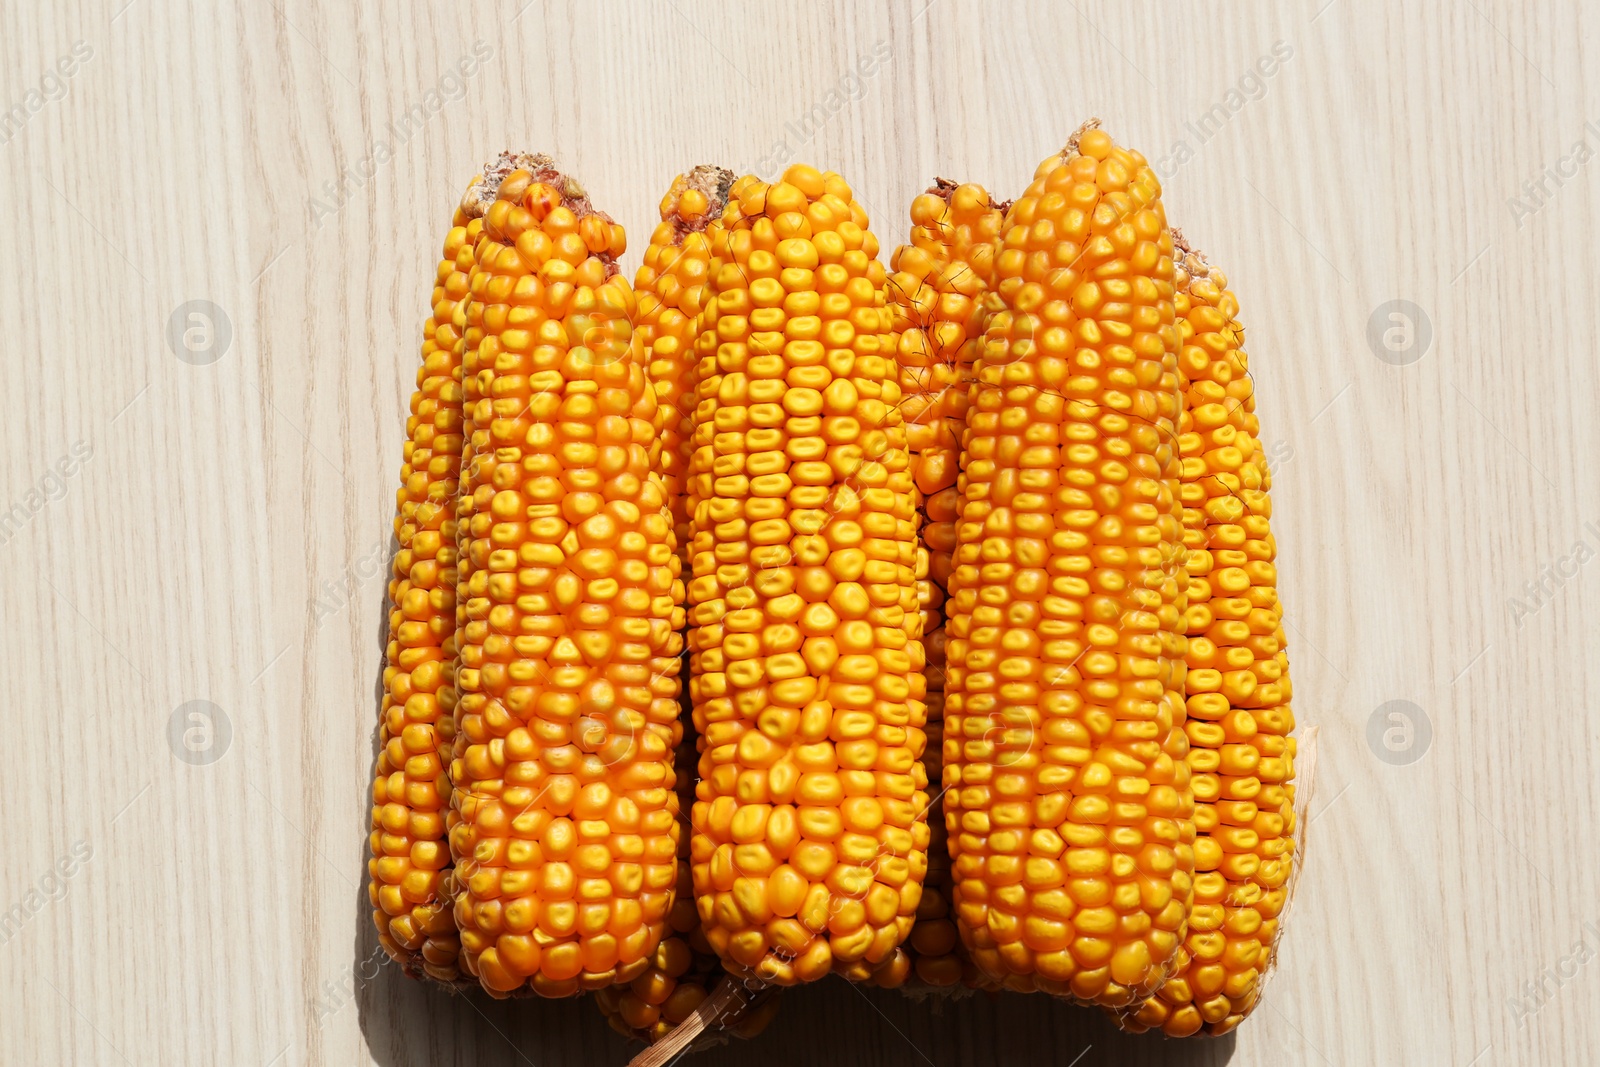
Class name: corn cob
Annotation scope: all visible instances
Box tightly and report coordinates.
[369,183,480,985]
[886,179,1007,990]
[595,164,734,1033]
[1109,236,1296,1037]
[447,153,686,997]
[594,168,784,1043]
[596,163,779,1039]
[687,164,929,986]
[601,164,734,1033]
[944,123,1194,1007]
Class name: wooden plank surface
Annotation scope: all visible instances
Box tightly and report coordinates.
[2,1,1596,1064]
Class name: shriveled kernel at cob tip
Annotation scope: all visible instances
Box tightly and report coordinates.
[1108,235,1296,1038]
[944,123,1195,1007]
[884,179,1007,991]
[635,166,738,571]
[369,181,482,988]
[446,151,686,998]
[687,163,930,987]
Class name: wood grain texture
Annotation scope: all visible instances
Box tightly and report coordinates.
[2,1,1596,1064]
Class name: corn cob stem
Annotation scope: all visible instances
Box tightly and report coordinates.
[368,182,481,987]
[944,124,1194,1007]
[1108,233,1298,1036]
[622,975,781,1067]
[447,152,686,998]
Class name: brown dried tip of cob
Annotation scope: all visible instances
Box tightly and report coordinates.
[461,150,621,275]
[1171,228,1224,296]
[926,175,1012,215]
[664,165,735,239]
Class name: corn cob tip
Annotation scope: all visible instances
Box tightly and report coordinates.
[464,150,600,219]
[924,176,1012,218]
[462,150,553,216]
[659,165,735,238]
[1171,226,1203,275]
[681,164,735,213]
[1062,116,1105,156]
[1170,230,1228,293]
[462,150,623,275]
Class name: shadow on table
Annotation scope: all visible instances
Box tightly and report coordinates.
[354,952,1237,1067]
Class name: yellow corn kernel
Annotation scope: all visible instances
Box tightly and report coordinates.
[687,164,929,986]
[369,177,481,987]
[447,153,684,998]
[1109,232,1297,1038]
[882,178,1007,992]
[944,122,1194,1008]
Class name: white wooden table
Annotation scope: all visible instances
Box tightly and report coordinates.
[3,2,1596,1064]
